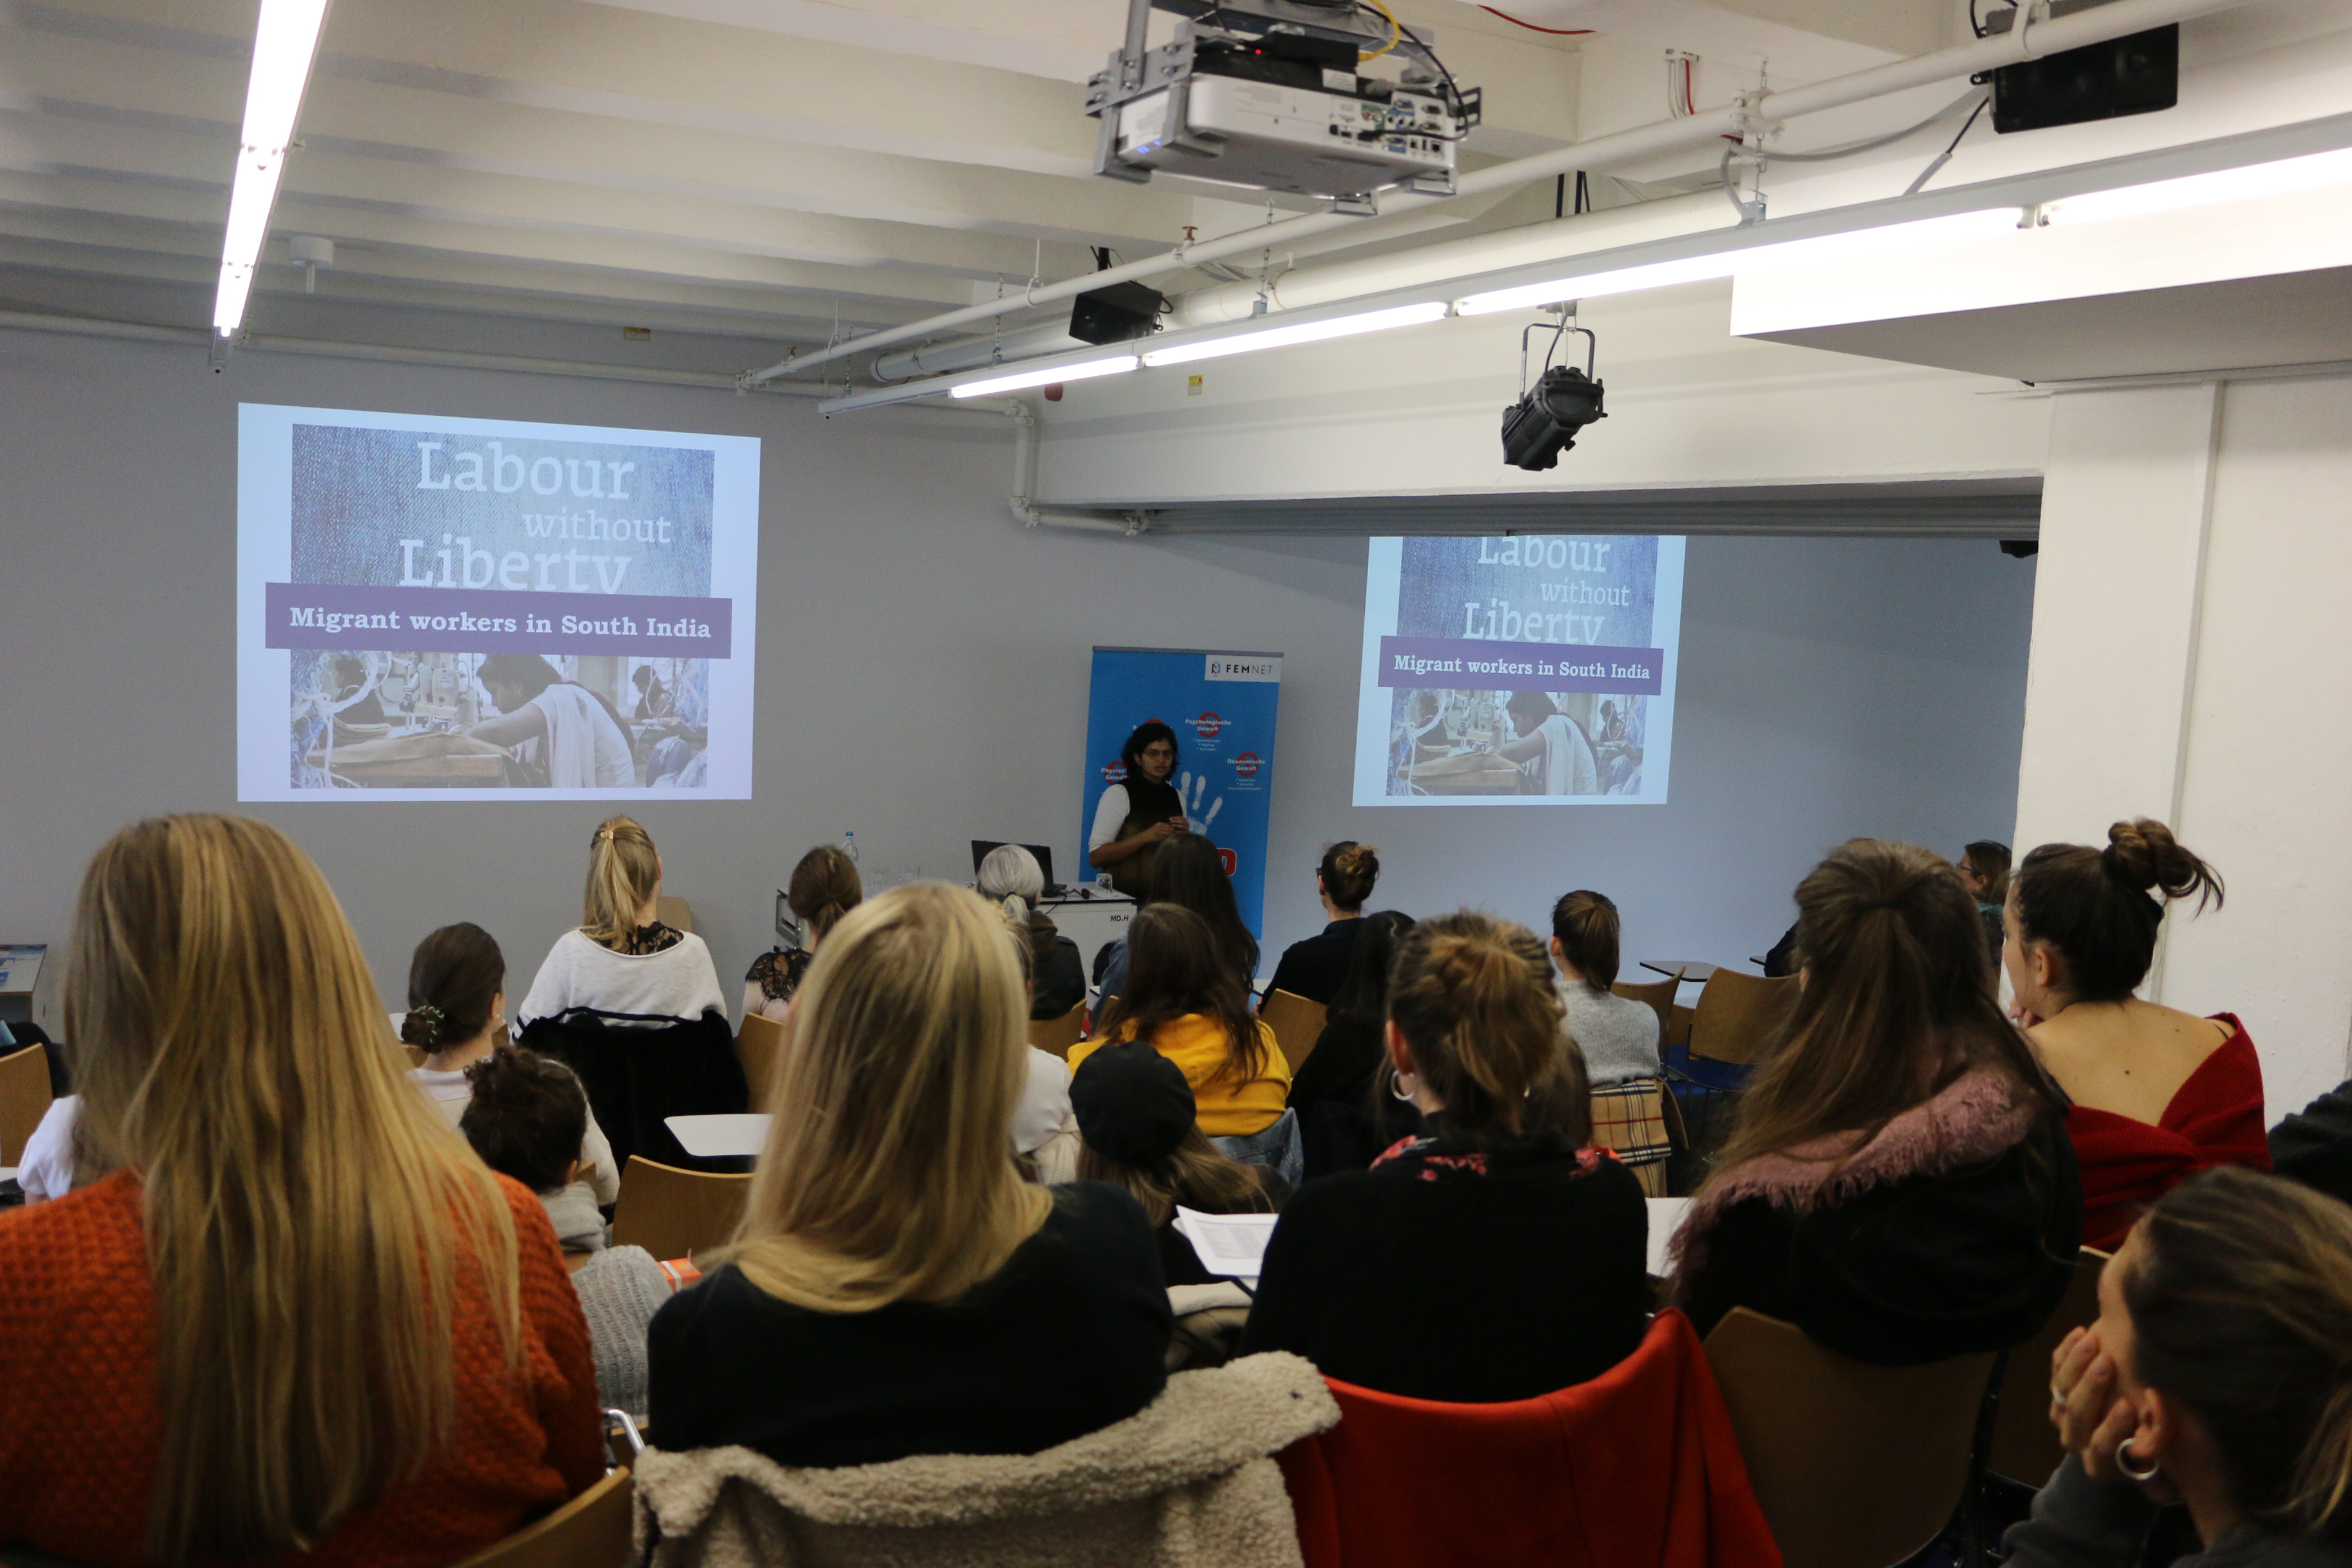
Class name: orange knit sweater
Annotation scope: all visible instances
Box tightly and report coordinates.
[0,1170,607,1567]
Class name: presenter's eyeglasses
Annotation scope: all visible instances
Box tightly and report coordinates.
[1141,745,1176,761]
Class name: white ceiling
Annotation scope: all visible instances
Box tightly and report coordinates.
[0,0,1953,370]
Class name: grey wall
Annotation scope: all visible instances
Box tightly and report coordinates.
[0,329,2035,1032]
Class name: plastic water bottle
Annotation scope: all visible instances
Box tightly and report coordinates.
[839,830,858,864]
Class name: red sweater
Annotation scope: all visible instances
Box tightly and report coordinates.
[2069,1015,2271,1252]
[0,1170,607,1567]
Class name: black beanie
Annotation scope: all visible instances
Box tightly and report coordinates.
[1071,1041,1196,1168]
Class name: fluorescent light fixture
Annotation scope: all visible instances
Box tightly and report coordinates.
[2041,146,2352,226]
[1458,209,2021,315]
[1140,301,1451,368]
[950,354,1138,397]
[212,0,331,337]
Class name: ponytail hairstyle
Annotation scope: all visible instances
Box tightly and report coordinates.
[976,844,1052,958]
[1707,839,2061,1182]
[1317,841,1380,914]
[2127,1167,2352,1539]
[1096,903,1266,1090]
[402,922,504,1055]
[1549,889,1621,993]
[458,1048,587,1195]
[1963,840,2013,906]
[2012,819,2223,1003]
[582,816,661,949]
[1386,910,1589,1146]
[787,844,864,948]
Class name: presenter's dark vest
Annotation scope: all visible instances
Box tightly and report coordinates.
[1111,774,1186,899]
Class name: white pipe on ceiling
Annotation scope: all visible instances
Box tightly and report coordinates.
[743,0,2262,389]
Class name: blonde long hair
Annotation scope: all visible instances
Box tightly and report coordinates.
[729,882,1052,1311]
[64,816,521,1561]
[583,814,660,946]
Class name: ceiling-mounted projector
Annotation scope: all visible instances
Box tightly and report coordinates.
[1086,0,1480,204]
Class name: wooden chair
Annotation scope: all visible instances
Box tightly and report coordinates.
[1705,1308,1997,1568]
[1259,989,1329,1078]
[0,1044,53,1169]
[449,1469,632,1568]
[1028,1001,1086,1059]
[655,895,694,934]
[736,1010,787,1113]
[1687,970,1799,1068]
[1987,1249,2111,1487]
[1611,973,1680,1052]
[611,1156,752,1263]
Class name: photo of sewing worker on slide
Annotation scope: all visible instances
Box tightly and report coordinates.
[1389,686,1645,796]
[289,649,709,790]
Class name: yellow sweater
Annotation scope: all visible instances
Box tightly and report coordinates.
[1070,1012,1291,1137]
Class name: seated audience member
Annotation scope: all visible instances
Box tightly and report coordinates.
[2268,1079,2352,1210]
[1242,912,1649,1402]
[1097,832,1260,1004]
[1071,904,1289,1138]
[1673,839,2081,1364]
[1547,889,1661,1085]
[517,815,727,1028]
[406,921,618,1208]
[977,843,1086,1021]
[647,884,1171,1468]
[0,816,602,1565]
[461,1046,667,1420]
[1961,839,2013,966]
[743,844,863,1023]
[1264,842,1380,1006]
[1072,1041,1288,1288]
[2006,819,2264,1252]
[14,1092,78,1203]
[1289,910,1417,1122]
[2015,1168,2352,1568]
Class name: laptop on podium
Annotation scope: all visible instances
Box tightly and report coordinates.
[970,840,1066,899]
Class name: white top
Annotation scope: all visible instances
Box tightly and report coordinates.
[1538,713,1600,795]
[1088,783,1196,856]
[1014,1048,1072,1157]
[409,1064,623,1205]
[17,1094,77,1202]
[528,683,634,789]
[516,928,729,1028]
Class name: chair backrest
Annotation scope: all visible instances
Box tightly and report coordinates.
[0,1044,53,1168]
[1688,971,1799,1067]
[611,1156,754,1262]
[1027,1001,1086,1060]
[736,1011,787,1113]
[1705,1307,1995,1568]
[449,1469,633,1568]
[1611,974,1680,1048]
[1259,989,1329,1077]
[1987,1249,2110,1487]
[655,896,695,934]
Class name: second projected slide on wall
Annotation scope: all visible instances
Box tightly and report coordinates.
[236,404,760,801]
[1353,534,1684,806]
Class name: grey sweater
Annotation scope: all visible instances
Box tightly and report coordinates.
[2005,1458,2352,1568]
[1558,981,1663,1085]
[542,1184,669,1420]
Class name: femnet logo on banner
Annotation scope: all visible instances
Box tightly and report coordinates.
[236,404,760,801]
[1353,534,1685,806]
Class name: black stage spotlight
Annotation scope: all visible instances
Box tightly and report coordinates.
[1504,315,1605,471]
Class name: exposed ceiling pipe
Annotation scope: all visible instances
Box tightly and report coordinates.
[742,0,2259,389]
[1004,402,1155,534]
[874,321,1086,384]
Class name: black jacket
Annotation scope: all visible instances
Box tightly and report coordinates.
[1266,919,1366,1008]
[516,1006,749,1175]
[1030,934,1087,1022]
[1680,1108,2082,1365]
[648,1182,1171,1468]
[1242,1124,1650,1402]
[2269,1081,2352,1210]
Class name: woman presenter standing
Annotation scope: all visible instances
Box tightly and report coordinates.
[1088,722,1191,901]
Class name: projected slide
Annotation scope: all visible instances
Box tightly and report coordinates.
[237,404,760,801]
[1354,534,1684,806]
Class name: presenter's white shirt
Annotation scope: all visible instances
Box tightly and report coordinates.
[409,1064,623,1206]
[1088,784,1197,856]
[529,683,634,789]
[517,928,729,1028]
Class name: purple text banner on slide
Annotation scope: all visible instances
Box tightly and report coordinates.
[1376,636,1665,694]
[265,582,732,657]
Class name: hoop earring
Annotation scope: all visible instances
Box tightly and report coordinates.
[1391,1072,1419,1104]
[2116,1437,2162,1483]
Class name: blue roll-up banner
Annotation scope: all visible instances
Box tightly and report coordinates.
[1083,647,1283,939]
